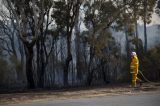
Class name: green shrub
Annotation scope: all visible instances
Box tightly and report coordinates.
[141,45,160,81]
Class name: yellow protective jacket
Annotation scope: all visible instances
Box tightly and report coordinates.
[130,56,139,74]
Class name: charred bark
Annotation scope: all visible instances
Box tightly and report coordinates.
[63,33,72,87]
[24,44,35,89]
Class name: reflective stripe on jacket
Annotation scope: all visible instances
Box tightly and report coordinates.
[130,56,139,74]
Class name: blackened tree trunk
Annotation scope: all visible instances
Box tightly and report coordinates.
[63,0,82,87]
[133,4,139,56]
[144,0,147,52]
[86,46,94,86]
[75,15,82,81]
[144,18,147,52]
[39,39,45,88]
[125,26,130,60]
[38,9,51,88]
[123,0,131,81]
[24,45,35,89]
[87,69,94,86]
[64,32,72,87]
[36,41,41,87]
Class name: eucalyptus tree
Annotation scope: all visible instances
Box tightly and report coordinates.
[141,0,156,52]
[2,0,54,88]
[52,0,83,86]
[83,0,130,85]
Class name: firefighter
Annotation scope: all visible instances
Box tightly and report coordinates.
[130,52,141,87]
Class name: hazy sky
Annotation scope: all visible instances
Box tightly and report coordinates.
[149,13,160,25]
[138,12,160,26]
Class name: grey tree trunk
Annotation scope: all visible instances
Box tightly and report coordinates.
[144,0,147,52]
[134,15,139,56]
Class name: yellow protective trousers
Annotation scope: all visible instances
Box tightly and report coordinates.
[132,73,137,87]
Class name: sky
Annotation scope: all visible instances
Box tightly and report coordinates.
[150,13,160,25]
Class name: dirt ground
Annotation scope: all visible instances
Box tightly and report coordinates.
[0,83,160,105]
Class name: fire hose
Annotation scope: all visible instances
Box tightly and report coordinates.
[138,70,154,83]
